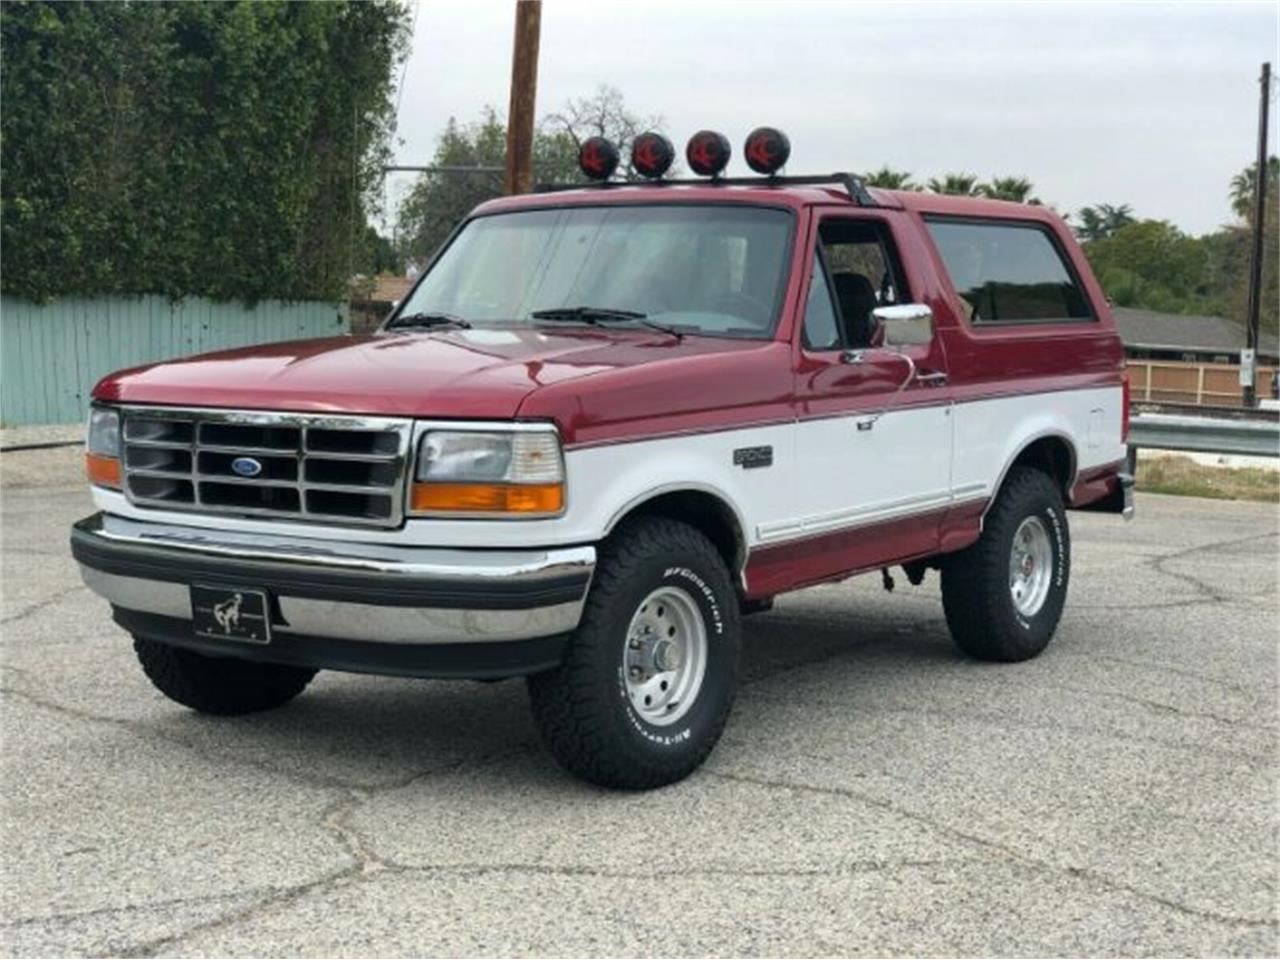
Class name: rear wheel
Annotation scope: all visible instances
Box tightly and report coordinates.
[940,466,1070,662]
[133,637,316,715]
[527,516,740,789]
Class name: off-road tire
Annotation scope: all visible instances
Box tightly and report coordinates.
[527,516,741,790]
[133,637,316,715]
[940,466,1070,662]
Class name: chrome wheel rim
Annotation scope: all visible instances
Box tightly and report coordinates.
[1009,516,1053,617]
[623,586,708,727]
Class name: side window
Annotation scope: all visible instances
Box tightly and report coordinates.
[802,252,841,351]
[818,220,907,348]
[926,219,1094,324]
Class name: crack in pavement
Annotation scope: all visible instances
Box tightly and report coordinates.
[0,682,385,793]
[1,886,298,930]
[705,770,1278,931]
[1,584,87,627]
[1143,531,1278,605]
[118,746,529,956]
[117,868,358,959]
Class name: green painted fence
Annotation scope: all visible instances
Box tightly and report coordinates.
[0,296,348,426]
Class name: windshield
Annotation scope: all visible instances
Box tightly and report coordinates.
[395,205,794,339]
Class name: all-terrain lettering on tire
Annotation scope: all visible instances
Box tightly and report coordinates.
[527,516,741,789]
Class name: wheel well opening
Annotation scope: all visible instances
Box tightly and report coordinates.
[612,490,745,581]
[1010,436,1075,495]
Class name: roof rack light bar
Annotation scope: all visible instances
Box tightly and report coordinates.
[533,172,878,207]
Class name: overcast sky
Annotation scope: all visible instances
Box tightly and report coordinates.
[387,0,1278,236]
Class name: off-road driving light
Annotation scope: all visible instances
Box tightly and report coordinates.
[85,406,121,489]
[631,132,674,179]
[410,429,565,517]
[578,136,619,181]
[744,126,790,175]
[686,130,731,177]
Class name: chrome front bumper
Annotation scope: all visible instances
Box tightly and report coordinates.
[72,513,595,648]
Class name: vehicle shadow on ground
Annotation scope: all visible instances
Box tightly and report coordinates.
[143,598,965,791]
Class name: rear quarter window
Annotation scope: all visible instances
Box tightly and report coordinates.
[926,218,1094,324]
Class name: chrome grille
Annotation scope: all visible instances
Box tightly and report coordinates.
[119,407,413,528]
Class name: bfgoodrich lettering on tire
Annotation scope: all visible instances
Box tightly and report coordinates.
[940,466,1070,662]
[527,516,741,789]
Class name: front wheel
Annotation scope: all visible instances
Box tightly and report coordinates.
[133,637,316,715]
[940,466,1070,662]
[527,516,740,790]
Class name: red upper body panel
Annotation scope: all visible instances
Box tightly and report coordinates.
[93,181,1123,441]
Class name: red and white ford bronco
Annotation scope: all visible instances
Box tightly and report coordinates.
[73,129,1133,789]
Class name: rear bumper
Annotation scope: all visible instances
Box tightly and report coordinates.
[71,512,595,678]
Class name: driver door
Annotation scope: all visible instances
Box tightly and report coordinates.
[782,215,953,583]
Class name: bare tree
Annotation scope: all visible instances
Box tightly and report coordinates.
[540,84,672,180]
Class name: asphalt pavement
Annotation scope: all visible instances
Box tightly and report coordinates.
[1,445,1276,957]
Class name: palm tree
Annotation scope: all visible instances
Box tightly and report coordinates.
[1229,156,1280,222]
[1074,206,1106,242]
[980,176,1038,204]
[1074,203,1134,242]
[862,166,916,190]
[1098,203,1135,235]
[926,173,982,196]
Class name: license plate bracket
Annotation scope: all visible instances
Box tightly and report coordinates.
[191,584,272,644]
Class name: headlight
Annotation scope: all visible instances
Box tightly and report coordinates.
[410,428,565,517]
[85,406,121,489]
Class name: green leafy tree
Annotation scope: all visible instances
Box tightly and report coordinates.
[1084,219,1227,316]
[395,110,508,265]
[862,167,916,190]
[1,0,411,303]
[926,173,982,196]
[980,176,1039,204]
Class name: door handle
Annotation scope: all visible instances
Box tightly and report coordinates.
[915,369,948,386]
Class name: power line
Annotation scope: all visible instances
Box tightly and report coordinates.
[393,0,420,133]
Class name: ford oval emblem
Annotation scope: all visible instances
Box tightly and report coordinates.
[231,456,263,478]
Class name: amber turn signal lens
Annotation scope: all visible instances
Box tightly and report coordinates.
[411,482,564,515]
[85,453,121,489]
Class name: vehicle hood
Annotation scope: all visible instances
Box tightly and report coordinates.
[92,327,769,421]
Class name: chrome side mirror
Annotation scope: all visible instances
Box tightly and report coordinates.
[870,304,933,348]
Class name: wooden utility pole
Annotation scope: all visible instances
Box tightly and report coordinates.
[1243,61,1271,407]
[504,1,542,196]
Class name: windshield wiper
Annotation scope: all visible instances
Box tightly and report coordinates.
[530,306,682,340]
[387,311,472,330]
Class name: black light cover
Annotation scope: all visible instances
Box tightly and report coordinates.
[744,127,790,175]
[631,132,675,179]
[686,130,731,177]
[578,137,619,180]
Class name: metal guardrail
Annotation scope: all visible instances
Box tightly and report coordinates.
[1129,413,1280,458]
